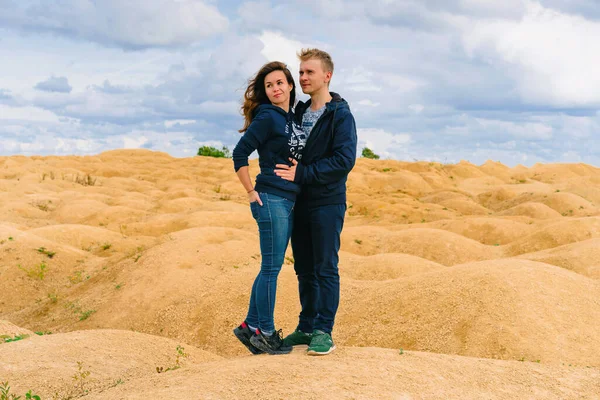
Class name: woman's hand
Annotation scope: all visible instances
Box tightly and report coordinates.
[248,190,263,206]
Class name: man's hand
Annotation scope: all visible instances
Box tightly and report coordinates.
[274,158,298,182]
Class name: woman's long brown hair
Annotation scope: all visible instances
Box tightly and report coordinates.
[239,61,296,133]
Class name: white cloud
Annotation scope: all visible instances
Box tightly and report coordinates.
[462,0,600,107]
[35,76,72,93]
[474,118,554,140]
[358,128,412,159]
[258,30,315,80]
[0,0,229,48]
[164,119,196,128]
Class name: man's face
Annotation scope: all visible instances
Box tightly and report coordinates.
[299,58,332,95]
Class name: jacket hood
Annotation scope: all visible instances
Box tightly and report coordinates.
[252,103,290,118]
[297,92,349,113]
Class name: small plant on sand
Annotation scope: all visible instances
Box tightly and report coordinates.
[354,239,362,245]
[73,173,97,186]
[119,224,127,238]
[156,345,189,373]
[68,270,87,284]
[219,194,231,201]
[213,184,222,193]
[18,261,47,280]
[65,300,96,321]
[2,334,30,343]
[0,382,40,400]
[32,200,52,212]
[79,309,96,321]
[285,256,294,265]
[101,242,112,251]
[48,290,59,303]
[399,348,404,355]
[72,361,91,396]
[36,246,56,258]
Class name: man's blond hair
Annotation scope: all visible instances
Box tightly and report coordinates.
[297,48,334,73]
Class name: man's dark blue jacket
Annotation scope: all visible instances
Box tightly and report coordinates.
[293,92,357,207]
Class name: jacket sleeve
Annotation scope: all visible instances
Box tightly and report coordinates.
[294,111,357,185]
[232,109,272,172]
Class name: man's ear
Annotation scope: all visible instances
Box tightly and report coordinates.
[325,71,332,83]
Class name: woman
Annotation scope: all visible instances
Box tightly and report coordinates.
[231,61,305,355]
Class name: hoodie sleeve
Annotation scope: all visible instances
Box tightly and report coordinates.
[232,108,272,172]
[294,110,357,185]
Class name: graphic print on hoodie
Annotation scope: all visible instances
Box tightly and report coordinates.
[288,117,307,161]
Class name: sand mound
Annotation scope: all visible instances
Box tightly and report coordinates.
[516,238,600,279]
[426,217,536,245]
[339,259,600,366]
[341,252,445,280]
[342,226,499,265]
[505,217,600,256]
[86,348,599,400]
[0,328,221,398]
[496,202,562,219]
[0,320,35,338]
[2,151,600,398]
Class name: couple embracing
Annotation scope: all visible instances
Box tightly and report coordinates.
[232,48,357,356]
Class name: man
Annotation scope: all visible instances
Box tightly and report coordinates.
[275,48,357,355]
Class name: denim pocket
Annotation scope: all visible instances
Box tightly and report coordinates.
[249,201,259,220]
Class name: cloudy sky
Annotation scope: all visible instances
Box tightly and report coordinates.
[1,0,599,166]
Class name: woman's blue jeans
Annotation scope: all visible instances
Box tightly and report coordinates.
[245,192,294,334]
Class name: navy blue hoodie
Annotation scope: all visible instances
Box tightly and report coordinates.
[293,92,357,207]
[232,104,302,201]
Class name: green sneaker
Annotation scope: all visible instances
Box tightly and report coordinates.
[307,330,336,356]
[283,329,313,347]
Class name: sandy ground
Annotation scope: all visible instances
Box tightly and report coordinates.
[1,150,599,399]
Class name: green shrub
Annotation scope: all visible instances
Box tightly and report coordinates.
[197,146,231,158]
[361,147,380,159]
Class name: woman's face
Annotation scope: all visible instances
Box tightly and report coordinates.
[264,70,292,108]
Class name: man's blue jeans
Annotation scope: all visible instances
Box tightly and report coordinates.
[291,201,346,334]
[245,192,294,334]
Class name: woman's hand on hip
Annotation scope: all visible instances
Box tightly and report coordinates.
[248,190,263,206]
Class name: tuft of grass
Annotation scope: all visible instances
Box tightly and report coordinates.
[354,239,362,245]
[285,256,295,265]
[32,200,52,212]
[219,194,231,201]
[2,334,30,344]
[0,381,40,400]
[115,283,123,290]
[72,361,91,396]
[156,345,189,373]
[399,348,404,355]
[65,300,96,321]
[36,246,56,258]
[382,168,392,172]
[101,243,112,251]
[213,184,221,193]
[18,262,47,280]
[68,270,86,284]
[48,290,59,303]
[79,309,96,321]
[73,173,97,186]
[34,331,52,336]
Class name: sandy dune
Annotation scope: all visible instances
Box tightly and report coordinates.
[1,150,600,398]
